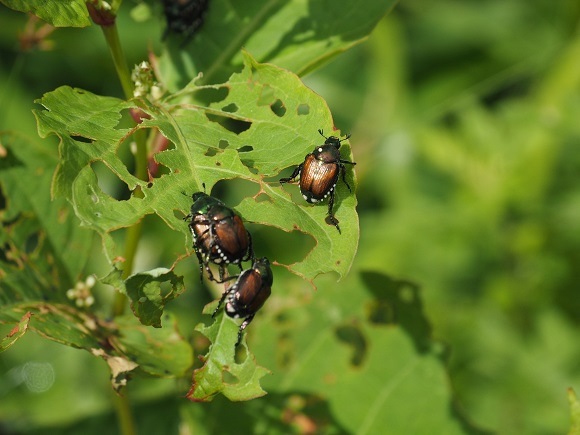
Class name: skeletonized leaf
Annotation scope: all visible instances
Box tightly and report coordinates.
[34,52,359,283]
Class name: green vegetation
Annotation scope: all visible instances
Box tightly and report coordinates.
[1,0,579,434]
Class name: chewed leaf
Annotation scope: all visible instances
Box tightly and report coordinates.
[187,303,270,402]
[103,266,186,328]
[111,314,193,378]
[0,312,32,352]
[34,52,359,282]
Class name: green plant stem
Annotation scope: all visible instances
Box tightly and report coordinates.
[100,22,150,316]
[96,16,150,435]
[113,392,137,435]
[101,24,134,100]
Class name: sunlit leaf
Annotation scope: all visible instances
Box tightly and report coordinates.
[103,266,185,328]
[158,0,398,87]
[1,0,91,27]
[187,301,270,402]
[34,52,359,283]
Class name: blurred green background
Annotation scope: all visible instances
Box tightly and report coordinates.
[2,0,580,433]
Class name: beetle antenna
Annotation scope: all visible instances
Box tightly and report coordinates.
[340,134,351,142]
[318,129,327,139]
[180,191,189,197]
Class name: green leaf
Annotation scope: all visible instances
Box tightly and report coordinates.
[0,132,92,290]
[251,270,472,433]
[1,0,91,27]
[103,266,186,328]
[0,302,104,349]
[0,312,31,352]
[0,133,192,387]
[186,302,270,402]
[159,0,398,87]
[34,52,359,283]
[90,313,193,391]
[112,313,193,378]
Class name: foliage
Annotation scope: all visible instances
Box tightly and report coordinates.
[1,0,580,434]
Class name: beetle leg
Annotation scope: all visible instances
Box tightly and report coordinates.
[204,260,217,283]
[235,314,255,346]
[212,288,231,318]
[279,163,303,184]
[340,164,351,193]
[245,231,255,264]
[326,188,341,234]
[339,161,356,192]
[194,248,205,283]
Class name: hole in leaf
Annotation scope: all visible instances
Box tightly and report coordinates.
[204,148,221,157]
[149,132,173,179]
[250,225,316,265]
[212,178,260,206]
[206,113,251,135]
[173,208,187,221]
[223,369,239,384]
[24,231,40,254]
[149,159,171,180]
[219,140,229,149]
[335,323,367,367]
[116,132,138,175]
[126,108,152,126]
[195,86,229,106]
[277,175,306,204]
[270,99,286,117]
[70,135,94,144]
[297,104,310,115]
[234,146,256,172]
[234,345,247,364]
[255,193,271,203]
[222,103,238,113]
[91,161,131,201]
[132,214,184,272]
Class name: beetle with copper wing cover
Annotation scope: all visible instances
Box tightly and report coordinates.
[212,257,273,346]
[280,129,356,233]
[185,192,253,283]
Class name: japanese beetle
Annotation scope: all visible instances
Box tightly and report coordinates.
[280,129,356,233]
[185,191,253,283]
[212,257,273,346]
[161,0,209,44]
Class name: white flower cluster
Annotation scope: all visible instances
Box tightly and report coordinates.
[66,275,97,307]
[131,61,163,99]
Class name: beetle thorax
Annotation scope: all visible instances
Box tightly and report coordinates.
[313,144,341,163]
